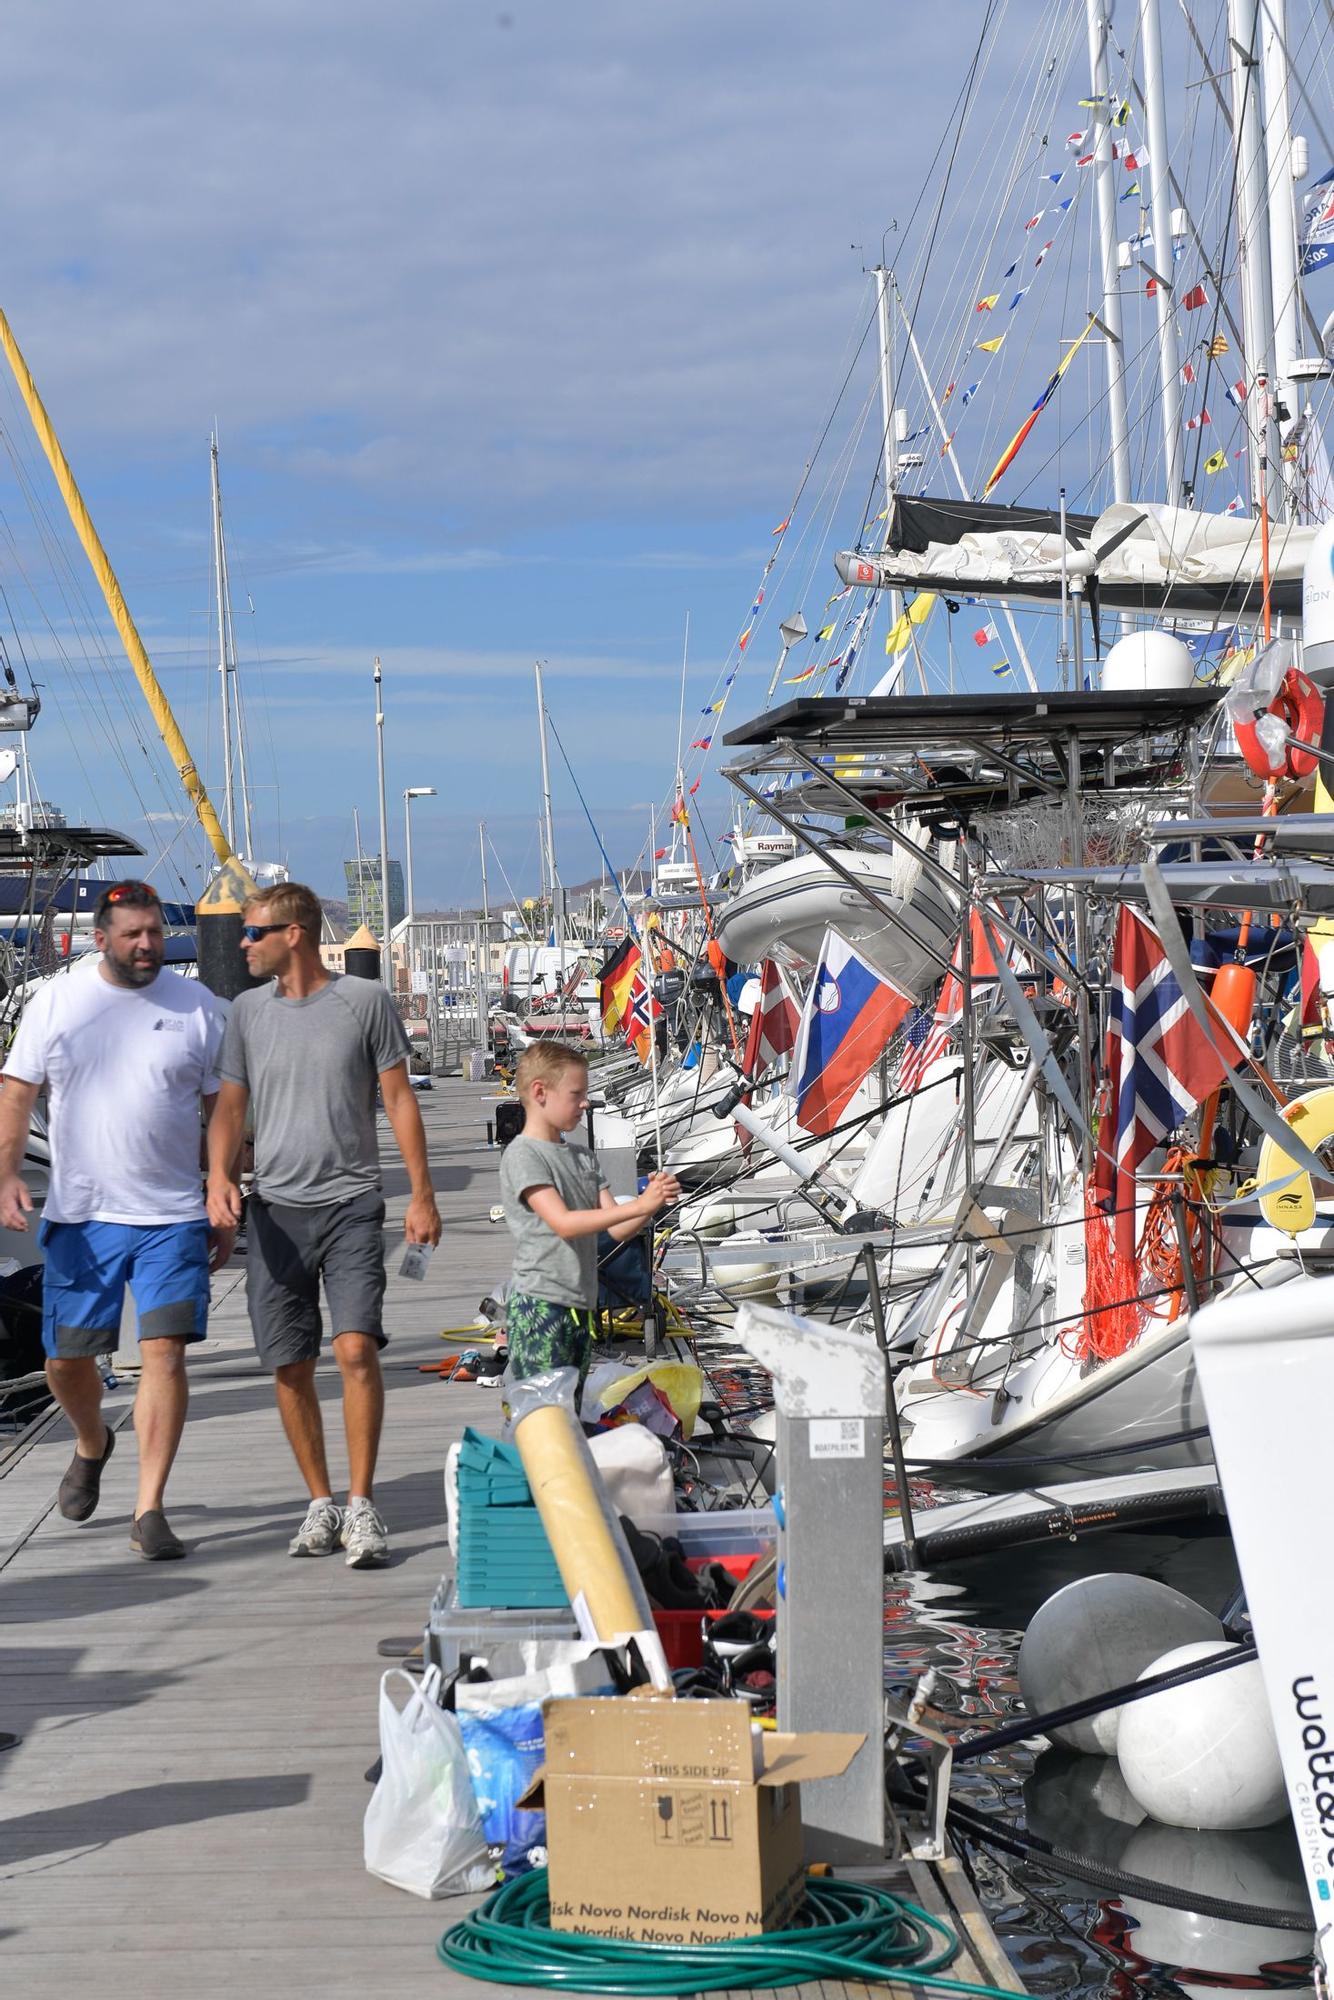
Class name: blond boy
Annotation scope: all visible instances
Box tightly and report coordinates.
[498,1043,678,1390]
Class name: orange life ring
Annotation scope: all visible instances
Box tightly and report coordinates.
[1233,666,1324,781]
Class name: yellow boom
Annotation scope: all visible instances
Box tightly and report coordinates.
[0,306,247,882]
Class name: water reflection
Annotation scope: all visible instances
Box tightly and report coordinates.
[883,1525,1315,1997]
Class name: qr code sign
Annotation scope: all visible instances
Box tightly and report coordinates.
[809,1418,865,1459]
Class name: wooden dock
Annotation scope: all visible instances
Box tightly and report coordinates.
[0,1079,1021,1999]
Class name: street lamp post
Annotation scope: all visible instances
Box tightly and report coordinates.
[403,785,436,923]
[373,656,391,980]
[403,785,436,1033]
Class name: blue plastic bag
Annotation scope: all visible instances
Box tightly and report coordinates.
[458,1700,546,1873]
[456,1655,614,1876]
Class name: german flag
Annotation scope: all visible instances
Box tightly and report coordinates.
[599,937,641,1037]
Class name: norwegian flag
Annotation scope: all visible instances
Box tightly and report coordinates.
[1095,909,1229,1262]
[899,910,1001,1091]
[742,960,800,1081]
[624,966,663,1066]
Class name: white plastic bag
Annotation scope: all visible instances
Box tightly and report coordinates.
[363,1665,494,1899]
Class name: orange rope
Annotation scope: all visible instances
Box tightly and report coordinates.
[1076,1150,1214,1363]
[1075,1184,1146,1363]
[1138,1150,1212,1326]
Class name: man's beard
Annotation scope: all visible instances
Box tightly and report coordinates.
[105,949,162,989]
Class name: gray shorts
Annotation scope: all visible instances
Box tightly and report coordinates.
[245,1189,388,1370]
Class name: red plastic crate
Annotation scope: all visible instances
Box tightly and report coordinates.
[652,1609,707,1670]
[652,1555,773,1672]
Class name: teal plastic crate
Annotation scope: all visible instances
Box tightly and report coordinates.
[455,1449,568,1608]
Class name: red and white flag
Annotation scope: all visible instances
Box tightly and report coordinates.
[900,910,1001,1091]
[742,960,800,1081]
[1301,936,1323,1030]
[972,622,997,648]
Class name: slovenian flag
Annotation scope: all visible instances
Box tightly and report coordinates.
[791,930,913,1136]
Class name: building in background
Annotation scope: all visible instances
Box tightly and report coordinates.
[344,854,404,936]
[0,800,66,832]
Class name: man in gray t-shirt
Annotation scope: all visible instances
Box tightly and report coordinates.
[207,884,441,1570]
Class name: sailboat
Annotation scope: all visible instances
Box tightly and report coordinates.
[592,2,1334,1481]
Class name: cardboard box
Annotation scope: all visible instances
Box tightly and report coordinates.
[525,1695,864,1943]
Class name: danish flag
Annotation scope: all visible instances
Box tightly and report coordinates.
[1094,909,1228,1262]
[742,960,800,1081]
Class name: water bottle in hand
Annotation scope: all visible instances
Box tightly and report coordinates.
[399,1242,434,1282]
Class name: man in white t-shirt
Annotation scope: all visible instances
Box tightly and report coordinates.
[0,881,229,1560]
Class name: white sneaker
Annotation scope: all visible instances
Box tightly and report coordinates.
[289,1498,344,1557]
[341,1499,390,1569]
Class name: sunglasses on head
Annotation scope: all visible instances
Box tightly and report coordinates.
[241,922,290,943]
[104,881,158,906]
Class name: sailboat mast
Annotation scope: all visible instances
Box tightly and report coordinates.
[895,287,1038,691]
[353,805,365,922]
[1259,0,1301,485]
[1229,0,1284,522]
[1138,0,1185,501]
[534,659,561,947]
[873,267,904,631]
[216,491,254,860]
[209,434,236,850]
[1086,0,1132,504]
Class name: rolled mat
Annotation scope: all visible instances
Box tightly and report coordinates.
[512,1401,663,1670]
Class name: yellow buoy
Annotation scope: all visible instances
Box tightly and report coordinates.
[1255,1085,1334,1235]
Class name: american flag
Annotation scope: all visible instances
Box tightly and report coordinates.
[899,910,1001,1091]
[1095,909,1229,1262]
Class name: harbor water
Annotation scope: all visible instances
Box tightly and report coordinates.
[886,1516,1314,1998]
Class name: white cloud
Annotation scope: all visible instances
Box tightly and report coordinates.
[0,1,988,521]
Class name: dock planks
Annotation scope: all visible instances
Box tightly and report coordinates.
[0,1079,1020,1999]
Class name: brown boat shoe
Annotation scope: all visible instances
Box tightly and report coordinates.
[57,1425,115,1523]
[130,1511,186,1561]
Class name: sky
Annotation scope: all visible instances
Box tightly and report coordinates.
[0,2,1329,912]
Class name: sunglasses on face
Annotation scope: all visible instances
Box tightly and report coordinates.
[241,923,289,943]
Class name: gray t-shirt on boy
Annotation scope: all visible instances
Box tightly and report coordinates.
[219,974,410,1206]
[499,1134,608,1309]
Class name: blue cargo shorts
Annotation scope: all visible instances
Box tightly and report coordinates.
[39,1217,211,1360]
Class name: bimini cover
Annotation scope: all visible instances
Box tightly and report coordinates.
[837,497,1312,619]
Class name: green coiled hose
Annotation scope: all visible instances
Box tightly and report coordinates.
[437,1870,1024,1995]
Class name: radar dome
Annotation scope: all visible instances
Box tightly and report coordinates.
[1101,631,1196,691]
